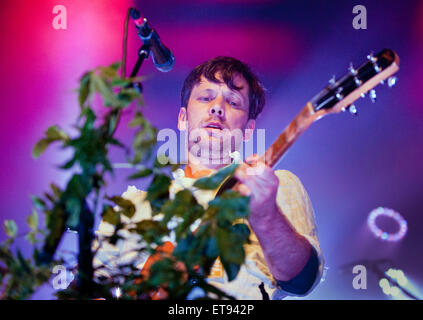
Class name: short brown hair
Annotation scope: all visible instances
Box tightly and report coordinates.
[181,56,265,120]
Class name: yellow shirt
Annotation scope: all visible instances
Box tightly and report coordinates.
[94,168,324,300]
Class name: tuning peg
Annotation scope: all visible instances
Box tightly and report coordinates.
[369,89,377,103]
[387,76,398,88]
[348,62,358,75]
[367,52,377,63]
[335,87,343,100]
[348,104,357,115]
[361,92,366,98]
[329,75,336,86]
[380,80,385,85]
[367,52,381,73]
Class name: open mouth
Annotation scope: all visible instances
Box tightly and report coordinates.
[202,122,225,138]
[203,122,223,130]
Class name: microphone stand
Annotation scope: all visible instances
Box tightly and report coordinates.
[108,37,151,138]
[129,43,151,90]
[76,16,152,297]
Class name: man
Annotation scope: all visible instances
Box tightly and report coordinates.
[95,57,324,300]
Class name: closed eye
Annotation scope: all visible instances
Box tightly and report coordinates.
[227,99,241,107]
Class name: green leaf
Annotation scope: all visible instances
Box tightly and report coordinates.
[78,71,91,108]
[171,163,181,172]
[67,174,92,198]
[25,231,38,245]
[50,183,62,198]
[60,157,76,170]
[129,112,158,164]
[17,250,31,274]
[31,195,46,210]
[46,125,68,141]
[4,220,18,238]
[80,107,96,131]
[92,74,122,107]
[102,206,121,226]
[26,209,39,230]
[110,62,121,70]
[107,196,136,219]
[43,192,55,204]
[107,113,119,136]
[172,234,194,259]
[65,197,81,229]
[32,126,68,159]
[147,174,171,199]
[148,258,182,288]
[216,227,245,265]
[132,220,169,243]
[128,168,153,180]
[204,237,219,259]
[173,201,205,239]
[162,189,197,219]
[117,87,141,107]
[111,78,131,87]
[231,223,251,243]
[209,190,250,221]
[99,63,120,79]
[154,154,170,168]
[32,138,50,159]
[220,259,241,282]
[128,111,145,128]
[194,163,239,190]
[108,137,125,148]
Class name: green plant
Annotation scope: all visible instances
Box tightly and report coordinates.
[0,62,251,300]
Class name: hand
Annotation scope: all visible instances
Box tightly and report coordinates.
[233,154,280,226]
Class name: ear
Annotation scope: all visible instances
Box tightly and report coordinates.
[243,119,255,141]
[178,107,187,131]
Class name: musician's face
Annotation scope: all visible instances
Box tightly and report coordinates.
[178,72,255,165]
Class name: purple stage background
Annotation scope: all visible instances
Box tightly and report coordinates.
[0,0,422,299]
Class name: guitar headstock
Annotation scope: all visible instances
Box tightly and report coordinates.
[310,49,400,116]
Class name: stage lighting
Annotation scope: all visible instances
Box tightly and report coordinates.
[367,207,407,242]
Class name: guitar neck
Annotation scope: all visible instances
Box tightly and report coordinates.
[216,49,399,195]
[264,102,321,168]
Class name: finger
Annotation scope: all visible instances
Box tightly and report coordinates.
[234,163,249,181]
[245,154,261,165]
[234,183,251,196]
[238,177,263,196]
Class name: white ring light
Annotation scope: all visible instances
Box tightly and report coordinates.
[367,207,407,242]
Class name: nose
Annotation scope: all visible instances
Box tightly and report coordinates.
[209,96,225,118]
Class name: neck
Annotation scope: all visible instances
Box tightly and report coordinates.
[185,150,232,178]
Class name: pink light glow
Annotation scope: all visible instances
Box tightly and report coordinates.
[155,22,304,72]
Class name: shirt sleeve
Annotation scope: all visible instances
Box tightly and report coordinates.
[272,169,325,297]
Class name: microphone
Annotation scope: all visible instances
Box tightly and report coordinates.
[130,8,175,72]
